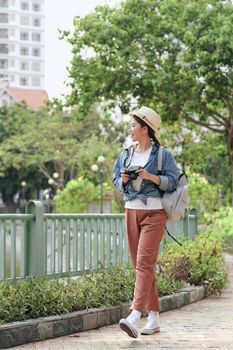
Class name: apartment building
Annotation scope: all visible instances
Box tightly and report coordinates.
[0,0,47,107]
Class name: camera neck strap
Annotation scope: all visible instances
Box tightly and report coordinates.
[124,145,135,168]
[124,144,153,169]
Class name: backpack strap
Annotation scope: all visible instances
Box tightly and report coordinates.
[157,146,183,246]
[157,146,164,175]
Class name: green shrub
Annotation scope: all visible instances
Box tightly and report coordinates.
[53,177,100,213]
[0,220,228,325]
[204,207,233,237]
[188,173,219,223]
[204,207,233,252]
[0,262,185,325]
[157,274,186,296]
[158,230,227,295]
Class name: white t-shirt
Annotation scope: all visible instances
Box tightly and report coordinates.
[125,146,163,210]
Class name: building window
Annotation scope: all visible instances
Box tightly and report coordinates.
[32,47,40,57]
[32,32,40,42]
[10,29,15,36]
[0,13,8,23]
[31,76,40,87]
[20,61,29,71]
[10,75,15,82]
[10,0,14,4]
[20,76,28,86]
[10,13,15,21]
[20,16,29,25]
[20,1,28,10]
[20,47,29,56]
[0,44,8,54]
[0,28,8,39]
[10,59,14,67]
[20,32,29,41]
[32,17,40,27]
[31,62,40,72]
[0,0,9,8]
[0,59,8,69]
[32,2,40,12]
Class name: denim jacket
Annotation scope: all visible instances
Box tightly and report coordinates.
[112,143,178,205]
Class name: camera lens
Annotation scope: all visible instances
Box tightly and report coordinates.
[130,172,138,180]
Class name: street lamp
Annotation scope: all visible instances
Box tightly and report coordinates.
[91,155,105,213]
[53,172,59,179]
[20,181,27,211]
[47,175,59,212]
[48,178,55,186]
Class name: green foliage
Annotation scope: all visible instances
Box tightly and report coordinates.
[204,207,233,237]
[157,274,186,296]
[188,173,219,222]
[0,221,227,325]
[204,207,233,252]
[0,103,124,211]
[0,102,34,142]
[64,0,233,202]
[53,177,100,213]
[0,110,80,179]
[0,103,51,211]
[161,123,231,207]
[0,264,134,324]
[0,262,186,325]
[158,230,227,295]
[64,0,233,123]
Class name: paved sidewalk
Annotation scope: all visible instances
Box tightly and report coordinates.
[12,253,233,350]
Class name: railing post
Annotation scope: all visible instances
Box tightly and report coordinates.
[25,200,46,277]
[189,208,198,239]
[183,208,190,239]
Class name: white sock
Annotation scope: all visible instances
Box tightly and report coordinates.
[148,311,158,319]
[126,310,142,323]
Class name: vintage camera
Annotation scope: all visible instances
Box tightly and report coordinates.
[121,166,141,180]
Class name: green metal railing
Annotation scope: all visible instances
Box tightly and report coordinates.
[0,201,198,282]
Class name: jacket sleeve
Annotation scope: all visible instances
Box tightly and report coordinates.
[158,148,178,192]
[112,151,128,193]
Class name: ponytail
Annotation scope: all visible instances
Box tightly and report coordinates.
[148,128,160,146]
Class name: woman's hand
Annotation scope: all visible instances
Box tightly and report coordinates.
[136,168,161,186]
[121,171,130,184]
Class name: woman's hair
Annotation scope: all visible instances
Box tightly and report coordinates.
[132,115,160,145]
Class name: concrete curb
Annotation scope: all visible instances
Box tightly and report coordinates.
[0,285,207,349]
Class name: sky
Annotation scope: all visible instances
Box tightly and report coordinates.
[44,0,121,99]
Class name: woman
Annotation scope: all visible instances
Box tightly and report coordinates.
[112,106,178,338]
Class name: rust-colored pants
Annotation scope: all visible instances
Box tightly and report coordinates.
[125,209,167,313]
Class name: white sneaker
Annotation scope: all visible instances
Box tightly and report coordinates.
[119,310,141,338]
[141,313,160,335]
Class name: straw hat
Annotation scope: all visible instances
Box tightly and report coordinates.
[129,106,161,133]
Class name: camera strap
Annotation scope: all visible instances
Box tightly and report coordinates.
[165,227,182,246]
[123,145,135,167]
[123,145,152,170]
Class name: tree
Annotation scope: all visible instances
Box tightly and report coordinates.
[0,111,80,188]
[160,121,231,204]
[0,103,48,212]
[63,0,233,204]
[53,177,100,213]
[0,102,125,212]
[186,173,219,223]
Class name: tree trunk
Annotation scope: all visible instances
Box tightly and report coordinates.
[230,157,233,207]
[226,122,233,206]
[4,200,18,213]
[1,190,19,213]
